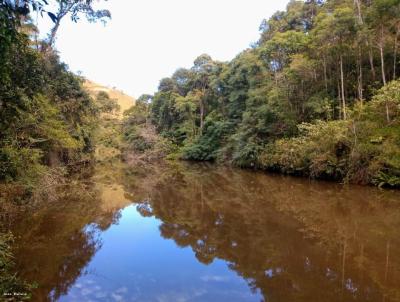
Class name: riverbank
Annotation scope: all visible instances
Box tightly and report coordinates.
[122,95,400,189]
[0,78,135,297]
[130,0,400,189]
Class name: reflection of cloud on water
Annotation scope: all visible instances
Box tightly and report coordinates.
[81,287,92,296]
[201,275,230,282]
[155,287,259,302]
[264,267,283,278]
[111,292,124,301]
[94,290,107,299]
[60,278,133,302]
[155,291,195,302]
[111,286,129,302]
[115,287,128,293]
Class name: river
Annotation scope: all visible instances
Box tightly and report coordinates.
[7,161,400,302]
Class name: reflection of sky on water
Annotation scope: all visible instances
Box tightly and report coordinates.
[11,163,400,302]
[58,205,262,302]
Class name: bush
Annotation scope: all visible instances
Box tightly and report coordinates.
[0,146,45,185]
[259,86,400,187]
[182,118,232,161]
[260,120,351,179]
[0,35,98,191]
[96,91,121,114]
[365,80,400,187]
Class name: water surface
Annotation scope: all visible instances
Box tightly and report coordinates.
[8,162,400,301]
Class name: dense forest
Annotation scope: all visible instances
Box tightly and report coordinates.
[0,0,111,195]
[124,0,400,187]
[0,0,112,295]
[1,0,400,299]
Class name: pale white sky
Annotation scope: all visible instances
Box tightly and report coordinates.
[38,0,289,98]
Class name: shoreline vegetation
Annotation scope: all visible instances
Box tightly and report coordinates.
[0,0,113,296]
[0,0,400,298]
[1,0,397,212]
[123,0,400,189]
[0,0,399,205]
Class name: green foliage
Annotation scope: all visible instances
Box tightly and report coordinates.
[141,0,400,187]
[0,146,45,188]
[182,115,232,161]
[261,85,400,187]
[122,107,177,164]
[261,120,351,178]
[260,30,309,71]
[364,81,400,186]
[123,97,148,125]
[123,99,152,152]
[0,232,33,299]
[370,80,400,123]
[0,16,99,190]
[96,91,121,114]
[123,126,153,152]
[231,136,264,168]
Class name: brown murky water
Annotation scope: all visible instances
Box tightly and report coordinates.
[6,161,400,301]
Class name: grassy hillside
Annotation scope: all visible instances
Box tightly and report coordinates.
[84,80,135,118]
[84,80,136,161]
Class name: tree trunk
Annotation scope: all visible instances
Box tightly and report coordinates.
[43,1,70,52]
[301,79,305,116]
[323,56,328,93]
[337,79,341,120]
[367,41,376,81]
[394,25,399,80]
[379,25,387,86]
[386,99,390,123]
[340,55,347,120]
[354,0,363,24]
[358,46,363,102]
[199,87,206,135]
[199,99,204,135]
[48,19,61,47]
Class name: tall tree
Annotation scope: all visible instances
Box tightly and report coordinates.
[191,54,215,134]
[45,0,111,49]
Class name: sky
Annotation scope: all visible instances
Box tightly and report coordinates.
[38,0,289,98]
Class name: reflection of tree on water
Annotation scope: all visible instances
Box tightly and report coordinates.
[46,225,102,302]
[10,180,122,302]
[8,162,400,302]
[134,163,400,302]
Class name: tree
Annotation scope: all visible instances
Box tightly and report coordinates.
[312,7,357,120]
[96,91,120,114]
[0,6,99,184]
[191,54,215,134]
[141,0,400,186]
[45,0,111,49]
[260,30,309,74]
[366,0,400,85]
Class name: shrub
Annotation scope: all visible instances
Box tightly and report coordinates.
[260,120,351,179]
[182,118,232,161]
[0,146,45,185]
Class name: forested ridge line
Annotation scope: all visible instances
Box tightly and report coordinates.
[123,0,400,188]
